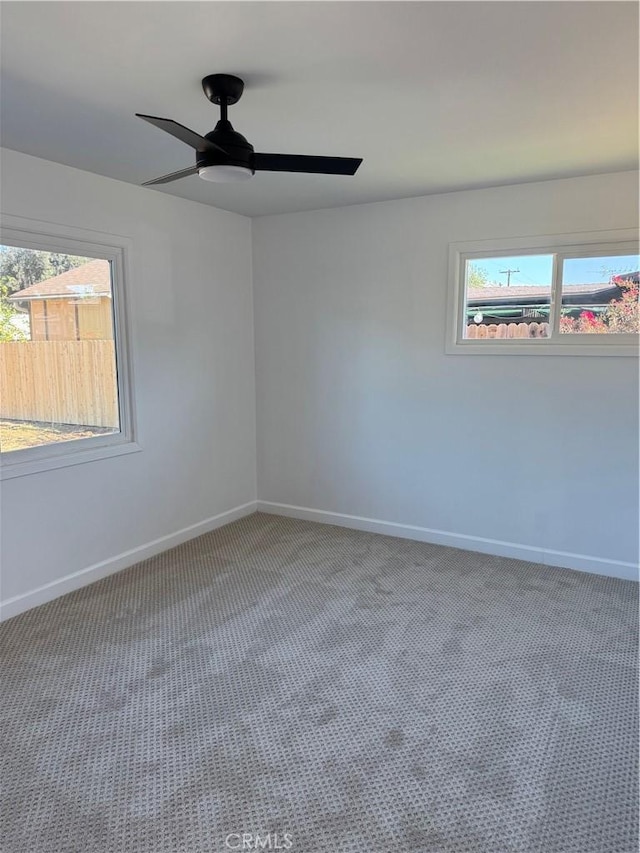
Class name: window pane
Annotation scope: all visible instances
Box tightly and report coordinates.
[463,254,553,340]
[0,246,120,453]
[559,255,640,335]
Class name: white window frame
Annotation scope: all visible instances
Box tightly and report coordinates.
[446,228,639,356]
[0,215,139,479]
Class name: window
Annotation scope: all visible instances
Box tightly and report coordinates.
[447,230,639,356]
[0,217,137,478]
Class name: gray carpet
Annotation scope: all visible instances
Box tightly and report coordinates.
[1,513,637,853]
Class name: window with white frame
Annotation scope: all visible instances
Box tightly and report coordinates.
[447,230,639,356]
[0,218,137,478]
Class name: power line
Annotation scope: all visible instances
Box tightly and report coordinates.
[512,270,539,285]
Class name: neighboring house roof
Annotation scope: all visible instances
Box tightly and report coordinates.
[613,271,639,285]
[467,283,622,306]
[8,259,111,301]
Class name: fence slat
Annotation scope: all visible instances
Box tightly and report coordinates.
[467,321,550,340]
[0,341,119,428]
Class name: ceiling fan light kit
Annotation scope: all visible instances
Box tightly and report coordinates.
[199,164,253,182]
[137,74,363,186]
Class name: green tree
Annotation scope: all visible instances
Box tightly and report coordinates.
[0,247,49,294]
[47,253,89,277]
[0,246,90,296]
[0,283,27,341]
[467,263,489,288]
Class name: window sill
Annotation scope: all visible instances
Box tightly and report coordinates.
[0,437,142,480]
[446,340,639,356]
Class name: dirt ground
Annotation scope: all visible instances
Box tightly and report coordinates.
[0,419,115,453]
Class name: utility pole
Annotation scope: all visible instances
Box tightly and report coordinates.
[499,268,519,287]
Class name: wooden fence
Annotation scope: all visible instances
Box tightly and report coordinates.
[0,340,119,428]
[466,321,550,339]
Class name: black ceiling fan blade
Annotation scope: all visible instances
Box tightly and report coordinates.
[254,153,362,176]
[136,114,227,154]
[142,166,200,187]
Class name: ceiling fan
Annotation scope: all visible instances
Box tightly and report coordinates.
[137,74,363,186]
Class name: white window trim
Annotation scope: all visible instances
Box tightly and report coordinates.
[0,214,140,479]
[446,228,640,356]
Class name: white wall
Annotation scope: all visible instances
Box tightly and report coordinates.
[253,172,639,579]
[1,148,257,616]
[2,159,636,617]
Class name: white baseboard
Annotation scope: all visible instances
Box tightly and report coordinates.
[0,501,258,621]
[3,497,635,622]
[257,500,639,582]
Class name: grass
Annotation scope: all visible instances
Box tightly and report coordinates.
[0,419,115,453]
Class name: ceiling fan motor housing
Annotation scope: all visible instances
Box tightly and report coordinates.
[198,120,255,172]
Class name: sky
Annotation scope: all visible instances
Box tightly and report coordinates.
[468,254,639,287]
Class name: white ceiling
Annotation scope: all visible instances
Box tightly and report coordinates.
[1,1,638,217]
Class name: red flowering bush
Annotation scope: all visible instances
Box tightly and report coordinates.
[560,280,639,334]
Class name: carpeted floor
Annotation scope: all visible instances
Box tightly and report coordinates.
[1,512,638,853]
